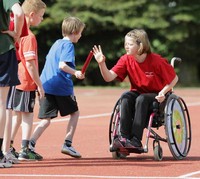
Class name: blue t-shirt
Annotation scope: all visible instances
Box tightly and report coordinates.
[40,39,75,96]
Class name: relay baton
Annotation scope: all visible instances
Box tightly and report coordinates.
[81,51,94,74]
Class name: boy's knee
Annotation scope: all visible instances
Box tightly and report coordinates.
[41,119,51,128]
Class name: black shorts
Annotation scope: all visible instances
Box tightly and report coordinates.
[38,93,79,119]
[0,49,20,87]
[7,87,36,113]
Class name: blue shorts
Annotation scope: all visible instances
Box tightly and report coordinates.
[0,49,20,87]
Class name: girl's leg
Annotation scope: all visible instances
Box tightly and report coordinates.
[120,91,139,139]
[132,93,156,141]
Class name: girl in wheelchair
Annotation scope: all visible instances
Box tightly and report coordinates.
[93,29,178,150]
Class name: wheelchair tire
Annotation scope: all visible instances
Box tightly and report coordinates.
[154,145,163,161]
[109,99,121,145]
[164,94,191,160]
[153,140,163,161]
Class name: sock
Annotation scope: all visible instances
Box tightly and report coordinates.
[0,138,3,157]
[21,140,29,149]
[29,139,36,148]
[10,140,14,147]
[64,140,72,147]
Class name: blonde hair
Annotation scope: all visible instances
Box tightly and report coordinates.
[126,29,151,55]
[62,16,85,37]
[22,0,46,14]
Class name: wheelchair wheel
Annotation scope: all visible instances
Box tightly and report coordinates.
[109,99,121,145]
[164,94,191,160]
[153,140,163,161]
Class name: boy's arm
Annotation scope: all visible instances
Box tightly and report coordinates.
[26,60,45,98]
[59,61,85,80]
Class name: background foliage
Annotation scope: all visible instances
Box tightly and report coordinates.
[32,0,200,86]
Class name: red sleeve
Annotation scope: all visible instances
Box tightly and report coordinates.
[111,54,128,82]
[155,55,176,85]
[9,12,28,37]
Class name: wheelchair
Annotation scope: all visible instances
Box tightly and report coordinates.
[109,58,192,161]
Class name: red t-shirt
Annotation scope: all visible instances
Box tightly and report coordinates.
[111,53,176,93]
[16,29,38,91]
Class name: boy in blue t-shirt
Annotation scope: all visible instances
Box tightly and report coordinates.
[29,16,85,158]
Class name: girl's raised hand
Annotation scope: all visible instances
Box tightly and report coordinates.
[92,45,106,64]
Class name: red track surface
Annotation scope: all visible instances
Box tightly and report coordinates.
[1,87,200,179]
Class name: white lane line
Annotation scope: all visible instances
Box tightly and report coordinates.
[178,170,200,178]
[33,113,111,125]
[0,174,191,178]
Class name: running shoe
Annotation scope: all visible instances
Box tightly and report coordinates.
[10,146,19,159]
[4,151,19,164]
[61,144,81,158]
[130,136,142,148]
[18,147,43,161]
[111,137,126,150]
[0,155,12,168]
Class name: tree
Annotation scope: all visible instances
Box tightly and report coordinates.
[34,0,200,86]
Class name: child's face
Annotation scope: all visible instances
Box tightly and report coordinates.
[71,28,84,43]
[124,36,139,55]
[30,8,45,27]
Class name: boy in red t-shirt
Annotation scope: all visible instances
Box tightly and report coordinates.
[93,29,178,149]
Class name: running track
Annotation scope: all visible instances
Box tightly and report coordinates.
[0,87,200,179]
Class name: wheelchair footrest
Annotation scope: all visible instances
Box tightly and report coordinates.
[118,147,144,154]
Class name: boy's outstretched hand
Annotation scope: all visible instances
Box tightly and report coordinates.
[93,45,106,64]
[75,70,85,80]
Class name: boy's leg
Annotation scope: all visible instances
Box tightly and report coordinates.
[65,110,79,141]
[9,111,22,158]
[18,112,43,161]
[61,111,81,158]
[0,87,9,139]
[11,111,22,144]
[29,118,51,151]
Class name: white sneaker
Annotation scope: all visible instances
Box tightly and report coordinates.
[61,145,81,158]
[0,156,12,168]
[4,151,19,164]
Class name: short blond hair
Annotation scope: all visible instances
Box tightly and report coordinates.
[22,0,46,14]
[126,29,151,55]
[62,16,85,37]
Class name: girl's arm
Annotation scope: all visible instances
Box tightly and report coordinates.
[155,75,178,103]
[93,45,117,82]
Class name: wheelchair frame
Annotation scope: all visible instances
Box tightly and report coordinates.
[109,58,192,161]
